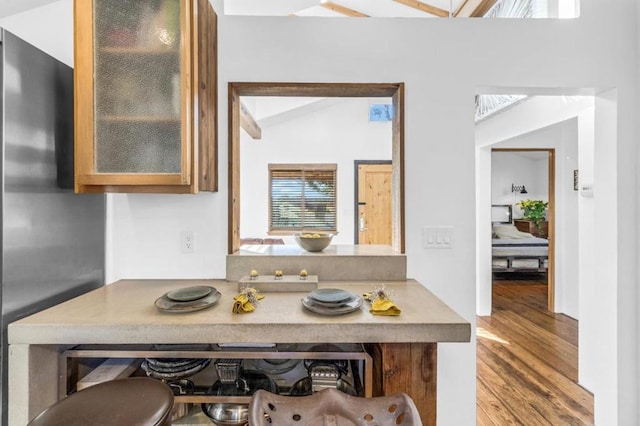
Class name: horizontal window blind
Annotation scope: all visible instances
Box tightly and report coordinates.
[269,164,337,232]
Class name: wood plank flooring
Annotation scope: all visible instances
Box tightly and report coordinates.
[477,278,594,425]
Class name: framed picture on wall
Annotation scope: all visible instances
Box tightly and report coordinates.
[573,170,579,191]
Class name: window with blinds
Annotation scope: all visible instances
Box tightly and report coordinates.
[269,164,337,233]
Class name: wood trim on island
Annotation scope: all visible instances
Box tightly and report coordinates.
[369,343,437,425]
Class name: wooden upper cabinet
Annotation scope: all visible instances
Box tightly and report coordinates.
[74,0,217,193]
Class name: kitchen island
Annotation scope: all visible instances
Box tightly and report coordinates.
[8,279,470,425]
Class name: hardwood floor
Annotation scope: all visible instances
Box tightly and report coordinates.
[477,278,594,425]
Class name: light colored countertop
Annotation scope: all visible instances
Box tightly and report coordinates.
[234,244,403,256]
[8,279,470,345]
[226,245,407,281]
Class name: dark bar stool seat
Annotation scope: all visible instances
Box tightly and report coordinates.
[28,377,174,426]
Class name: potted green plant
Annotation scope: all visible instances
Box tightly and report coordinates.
[516,199,549,231]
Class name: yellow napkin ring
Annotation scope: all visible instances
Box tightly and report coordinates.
[233,287,265,314]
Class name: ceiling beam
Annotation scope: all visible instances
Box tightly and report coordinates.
[392,0,449,17]
[320,1,369,17]
[240,102,262,140]
[454,0,497,17]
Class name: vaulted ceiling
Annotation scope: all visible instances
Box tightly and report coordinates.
[0,0,59,19]
[1,0,525,121]
[225,0,499,18]
[0,0,499,20]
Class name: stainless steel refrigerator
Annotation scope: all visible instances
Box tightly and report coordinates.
[0,29,106,421]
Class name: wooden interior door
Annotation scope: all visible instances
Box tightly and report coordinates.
[357,163,392,245]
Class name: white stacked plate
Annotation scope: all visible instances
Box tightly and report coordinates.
[301,288,363,315]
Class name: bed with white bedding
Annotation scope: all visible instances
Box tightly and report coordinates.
[492,235,549,272]
[491,205,548,273]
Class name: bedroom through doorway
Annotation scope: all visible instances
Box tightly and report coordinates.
[490,148,554,310]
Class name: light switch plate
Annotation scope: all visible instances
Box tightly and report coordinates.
[422,226,454,249]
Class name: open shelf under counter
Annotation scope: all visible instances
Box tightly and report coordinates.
[61,343,372,406]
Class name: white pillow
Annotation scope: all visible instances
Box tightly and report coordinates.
[492,224,534,239]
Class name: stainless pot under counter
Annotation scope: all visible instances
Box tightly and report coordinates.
[202,368,276,426]
[202,403,249,426]
[170,402,193,422]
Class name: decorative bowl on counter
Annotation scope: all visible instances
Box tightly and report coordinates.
[294,233,335,252]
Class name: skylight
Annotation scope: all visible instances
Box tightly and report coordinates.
[475,95,527,122]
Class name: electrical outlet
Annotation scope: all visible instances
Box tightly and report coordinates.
[181,231,195,253]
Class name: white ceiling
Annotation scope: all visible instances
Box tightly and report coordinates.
[242,96,392,128]
[0,0,483,20]
[225,0,467,18]
[0,0,58,19]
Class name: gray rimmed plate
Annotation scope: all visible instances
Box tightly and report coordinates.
[155,288,221,313]
[308,288,354,304]
[301,295,363,316]
[167,285,213,302]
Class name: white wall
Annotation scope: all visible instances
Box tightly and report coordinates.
[491,152,549,219]
[560,125,579,320]
[240,98,392,244]
[8,0,639,424]
[592,89,625,423]
[577,105,596,392]
[0,0,73,67]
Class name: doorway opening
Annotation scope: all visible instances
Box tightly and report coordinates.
[228,82,405,254]
[491,148,555,310]
[475,92,605,423]
[354,160,392,245]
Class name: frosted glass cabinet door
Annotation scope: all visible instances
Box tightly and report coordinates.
[94,0,186,175]
[73,0,220,193]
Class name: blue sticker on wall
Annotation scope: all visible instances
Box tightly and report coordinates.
[369,104,393,121]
